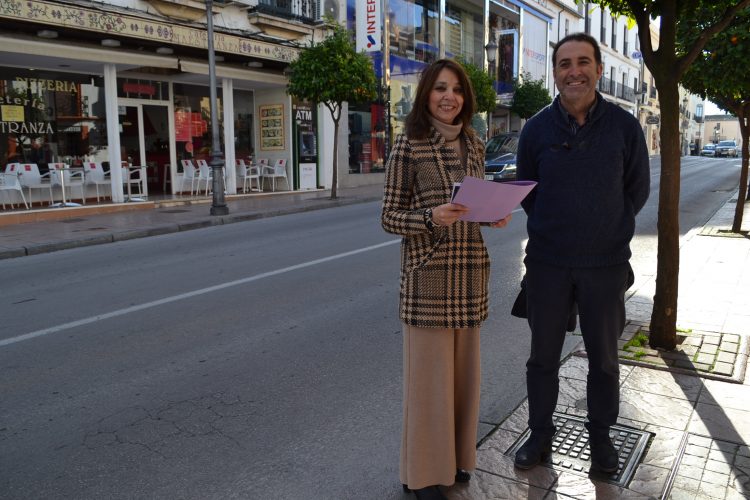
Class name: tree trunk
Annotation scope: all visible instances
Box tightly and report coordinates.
[649,81,681,350]
[732,105,749,232]
[331,115,339,200]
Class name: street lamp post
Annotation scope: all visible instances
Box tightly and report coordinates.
[206,0,228,216]
[484,36,498,140]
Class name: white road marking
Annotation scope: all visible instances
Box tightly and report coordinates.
[0,239,401,348]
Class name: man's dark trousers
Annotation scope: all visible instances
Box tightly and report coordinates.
[524,259,631,438]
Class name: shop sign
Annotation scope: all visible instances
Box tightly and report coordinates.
[0,121,54,134]
[356,0,381,52]
[646,116,660,125]
[1,105,24,122]
[632,51,642,59]
[122,83,156,96]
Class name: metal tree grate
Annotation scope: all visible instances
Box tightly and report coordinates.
[505,413,653,487]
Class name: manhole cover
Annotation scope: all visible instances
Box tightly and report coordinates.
[505,413,653,487]
[159,209,191,213]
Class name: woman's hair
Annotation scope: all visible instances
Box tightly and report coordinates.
[405,59,476,140]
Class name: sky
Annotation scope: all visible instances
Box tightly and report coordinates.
[703,100,730,116]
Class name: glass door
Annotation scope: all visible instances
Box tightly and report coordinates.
[118,102,170,195]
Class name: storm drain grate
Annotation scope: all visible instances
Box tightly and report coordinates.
[505,413,653,487]
[60,218,87,223]
[159,209,191,213]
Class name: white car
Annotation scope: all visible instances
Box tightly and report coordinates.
[715,140,738,157]
[701,144,716,157]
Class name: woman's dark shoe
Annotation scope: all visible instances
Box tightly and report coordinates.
[455,469,471,483]
[411,485,447,500]
[514,433,553,469]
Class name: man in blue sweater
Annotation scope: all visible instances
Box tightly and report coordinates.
[514,33,650,473]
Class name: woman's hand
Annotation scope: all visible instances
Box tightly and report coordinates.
[432,203,470,226]
[489,214,512,228]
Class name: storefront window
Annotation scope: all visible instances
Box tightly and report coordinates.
[173,83,223,167]
[0,68,107,173]
[445,1,484,65]
[233,89,255,160]
[348,98,386,174]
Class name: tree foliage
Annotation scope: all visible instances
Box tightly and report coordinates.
[511,72,552,120]
[585,0,750,350]
[457,58,497,138]
[287,23,377,199]
[458,59,496,115]
[680,7,750,230]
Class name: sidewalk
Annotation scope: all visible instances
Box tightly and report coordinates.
[0,184,384,260]
[449,195,750,499]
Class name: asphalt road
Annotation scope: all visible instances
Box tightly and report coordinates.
[0,155,742,499]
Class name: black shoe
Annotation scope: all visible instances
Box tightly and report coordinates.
[412,485,447,500]
[455,469,471,483]
[514,433,553,469]
[589,434,619,473]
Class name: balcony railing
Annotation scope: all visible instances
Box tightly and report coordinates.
[598,76,637,103]
[251,0,318,23]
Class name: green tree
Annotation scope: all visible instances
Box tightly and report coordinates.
[587,0,750,350]
[680,7,750,231]
[511,73,551,120]
[458,58,496,138]
[287,23,377,199]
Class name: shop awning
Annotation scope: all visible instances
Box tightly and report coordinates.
[179,59,287,88]
[0,35,179,71]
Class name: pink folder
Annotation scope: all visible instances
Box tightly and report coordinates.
[452,176,537,222]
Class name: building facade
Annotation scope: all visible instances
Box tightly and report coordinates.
[0,0,332,206]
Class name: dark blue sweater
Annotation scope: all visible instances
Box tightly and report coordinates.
[517,93,650,267]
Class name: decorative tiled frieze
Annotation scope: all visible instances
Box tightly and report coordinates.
[0,0,298,62]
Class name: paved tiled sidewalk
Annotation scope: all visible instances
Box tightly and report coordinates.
[445,197,750,499]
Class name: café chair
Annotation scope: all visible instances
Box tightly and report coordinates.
[0,171,29,209]
[178,159,199,195]
[49,162,86,204]
[263,158,289,192]
[10,163,53,206]
[83,162,112,202]
[236,158,261,193]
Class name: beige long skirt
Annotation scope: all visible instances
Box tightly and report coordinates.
[400,324,481,489]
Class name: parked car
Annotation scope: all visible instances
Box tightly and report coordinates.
[484,133,519,182]
[715,140,739,157]
[701,144,717,157]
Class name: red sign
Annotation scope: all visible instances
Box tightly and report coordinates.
[122,83,156,96]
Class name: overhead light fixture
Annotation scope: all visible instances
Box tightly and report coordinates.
[246,61,263,68]
[101,38,121,48]
[215,55,224,62]
[156,46,173,55]
[37,29,58,39]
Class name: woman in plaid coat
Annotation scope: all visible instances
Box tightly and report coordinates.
[381,59,511,500]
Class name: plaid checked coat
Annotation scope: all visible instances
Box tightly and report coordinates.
[381,128,490,328]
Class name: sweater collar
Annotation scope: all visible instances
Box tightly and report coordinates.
[555,92,603,134]
[429,115,463,142]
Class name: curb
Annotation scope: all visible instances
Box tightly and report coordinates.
[1,195,382,260]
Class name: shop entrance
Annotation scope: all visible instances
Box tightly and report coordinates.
[118,100,170,195]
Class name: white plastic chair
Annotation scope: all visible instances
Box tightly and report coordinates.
[236,158,261,193]
[263,158,289,192]
[83,162,111,202]
[195,159,214,196]
[49,162,86,204]
[121,163,147,200]
[178,160,199,195]
[11,163,53,206]
[0,172,29,209]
